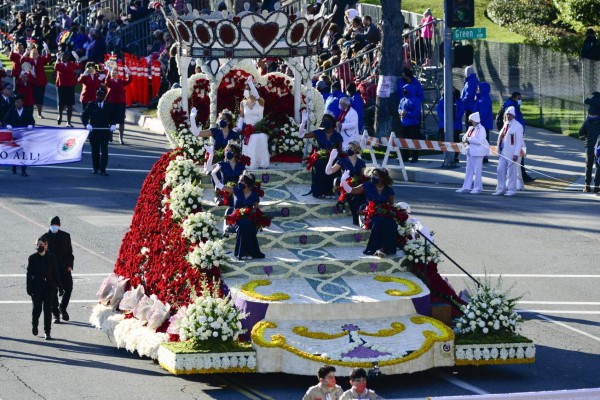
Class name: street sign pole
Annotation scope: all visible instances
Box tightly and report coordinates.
[443,0,455,167]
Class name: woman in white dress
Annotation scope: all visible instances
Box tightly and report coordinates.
[238,76,270,169]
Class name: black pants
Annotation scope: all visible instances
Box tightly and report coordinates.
[400,124,421,162]
[53,271,73,315]
[585,147,600,187]
[12,165,27,174]
[89,131,110,172]
[32,285,56,334]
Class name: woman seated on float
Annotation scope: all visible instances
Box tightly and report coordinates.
[326,140,367,225]
[298,111,343,198]
[238,76,269,169]
[214,171,266,260]
[340,168,397,257]
[190,108,239,152]
[208,141,247,207]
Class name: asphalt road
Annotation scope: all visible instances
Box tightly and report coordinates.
[1,116,599,400]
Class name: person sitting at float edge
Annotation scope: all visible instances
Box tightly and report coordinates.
[190,108,239,151]
[340,167,397,258]
[326,141,366,225]
[4,94,35,177]
[336,96,360,149]
[302,365,344,400]
[340,367,384,400]
[214,171,266,260]
[81,88,117,176]
[298,111,343,198]
[209,141,246,206]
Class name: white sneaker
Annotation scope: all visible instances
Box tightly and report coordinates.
[456,188,470,193]
[505,191,517,196]
[492,190,505,196]
[470,190,482,194]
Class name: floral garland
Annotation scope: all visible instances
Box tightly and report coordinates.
[240,280,291,302]
[164,181,204,222]
[158,347,257,374]
[270,117,306,159]
[164,155,204,189]
[306,149,329,171]
[403,237,442,265]
[188,73,211,128]
[291,322,406,340]
[373,275,423,297]
[187,240,228,270]
[362,202,409,230]
[181,212,219,244]
[225,207,271,231]
[455,343,535,366]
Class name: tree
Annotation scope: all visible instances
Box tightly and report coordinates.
[374,0,404,138]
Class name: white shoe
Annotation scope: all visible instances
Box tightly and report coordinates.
[504,191,517,196]
[456,188,470,193]
[492,190,505,196]
[470,190,482,195]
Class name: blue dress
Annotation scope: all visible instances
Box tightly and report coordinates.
[211,128,240,151]
[311,129,343,198]
[337,157,367,225]
[232,187,264,259]
[217,161,246,206]
[363,182,397,255]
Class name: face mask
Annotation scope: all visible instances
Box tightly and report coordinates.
[371,176,379,185]
[326,377,336,388]
[226,151,234,160]
[346,148,355,157]
[219,119,228,128]
[37,245,45,254]
[353,382,367,393]
[322,120,333,129]
[237,182,246,191]
[50,225,59,233]
[243,90,250,99]
[517,99,522,106]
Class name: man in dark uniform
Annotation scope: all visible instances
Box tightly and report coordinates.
[81,88,115,176]
[27,236,63,340]
[42,216,74,323]
[0,84,15,123]
[3,95,35,177]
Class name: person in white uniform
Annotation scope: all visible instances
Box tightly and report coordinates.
[493,106,523,196]
[336,97,360,149]
[456,111,489,194]
[238,76,269,169]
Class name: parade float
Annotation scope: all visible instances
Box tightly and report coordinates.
[90,0,534,376]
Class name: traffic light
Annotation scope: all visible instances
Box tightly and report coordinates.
[448,0,475,28]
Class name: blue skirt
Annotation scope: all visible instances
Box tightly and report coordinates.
[235,218,264,259]
[311,158,338,198]
[364,215,397,255]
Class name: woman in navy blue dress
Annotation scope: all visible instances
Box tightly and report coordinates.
[325,141,367,225]
[190,109,239,151]
[216,172,266,260]
[340,168,397,257]
[210,142,246,207]
[299,113,343,198]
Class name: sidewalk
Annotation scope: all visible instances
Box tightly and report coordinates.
[125,108,588,190]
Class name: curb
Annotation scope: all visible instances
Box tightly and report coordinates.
[125,108,165,136]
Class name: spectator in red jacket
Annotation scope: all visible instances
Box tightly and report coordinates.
[20,43,52,118]
[53,52,81,127]
[105,66,132,144]
[78,62,106,110]
[9,42,27,82]
[16,71,36,111]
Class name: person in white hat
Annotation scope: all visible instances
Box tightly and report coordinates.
[493,106,524,196]
[456,112,489,194]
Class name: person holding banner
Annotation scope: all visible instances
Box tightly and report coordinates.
[4,95,35,177]
[0,84,15,123]
[105,65,132,145]
[81,88,116,176]
[78,62,105,110]
[54,52,80,128]
[21,42,52,119]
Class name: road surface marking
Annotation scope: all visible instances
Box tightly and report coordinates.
[37,165,151,173]
[518,301,600,305]
[536,314,600,343]
[442,273,600,278]
[83,151,161,159]
[518,310,600,315]
[429,370,489,395]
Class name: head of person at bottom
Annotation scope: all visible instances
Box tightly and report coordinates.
[36,236,48,255]
[224,141,241,161]
[317,365,338,388]
[49,216,61,234]
[469,111,480,126]
[237,172,255,191]
[96,88,106,103]
[346,140,362,157]
[369,167,392,187]
[338,96,352,112]
[321,113,336,130]
[14,95,24,110]
[348,367,370,395]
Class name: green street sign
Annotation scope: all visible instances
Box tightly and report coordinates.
[452,27,487,40]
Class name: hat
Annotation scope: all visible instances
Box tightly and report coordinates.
[465,65,475,77]
[505,106,516,116]
[469,112,480,123]
[50,216,61,226]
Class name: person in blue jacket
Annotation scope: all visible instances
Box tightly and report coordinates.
[502,91,534,182]
[324,81,344,118]
[346,82,363,133]
[461,65,479,126]
[398,84,422,163]
[397,68,424,102]
[437,87,465,163]
[475,82,493,163]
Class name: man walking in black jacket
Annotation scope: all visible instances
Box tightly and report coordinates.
[27,237,63,340]
[42,216,74,323]
[81,88,116,176]
[580,95,600,193]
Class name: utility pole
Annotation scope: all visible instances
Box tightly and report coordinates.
[442,0,455,168]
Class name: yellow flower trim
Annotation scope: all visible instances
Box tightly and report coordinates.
[240,280,290,302]
[159,361,256,375]
[374,275,422,297]
[291,322,405,340]
[455,357,535,366]
[252,317,454,368]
